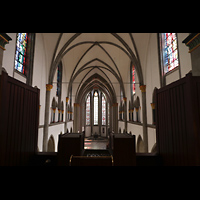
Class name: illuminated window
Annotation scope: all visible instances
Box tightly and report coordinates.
[108,102,110,126]
[94,91,98,125]
[86,93,90,125]
[132,65,136,94]
[102,93,106,125]
[160,33,179,74]
[15,33,28,75]
[56,62,62,97]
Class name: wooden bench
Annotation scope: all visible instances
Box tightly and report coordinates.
[69,155,114,166]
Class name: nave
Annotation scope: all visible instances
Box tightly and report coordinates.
[1,33,200,166]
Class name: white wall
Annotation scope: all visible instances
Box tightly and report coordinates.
[2,33,16,77]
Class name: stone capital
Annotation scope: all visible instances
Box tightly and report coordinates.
[112,103,118,107]
[140,85,146,93]
[46,84,53,91]
[151,103,155,109]
[123,97,127,102]
[0,33,12,51]
[182,33,200,53]
[74,103,80,107]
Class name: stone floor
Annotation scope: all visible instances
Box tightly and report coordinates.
[84,138,108,150]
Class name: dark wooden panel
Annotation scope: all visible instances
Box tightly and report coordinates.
[57,133,84,166]
[70,156,113,166]
[111,133,136,166]
[0,71,39,166]
[156,73,200,166]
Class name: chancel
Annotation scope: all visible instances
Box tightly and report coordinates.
[0,33,200,166]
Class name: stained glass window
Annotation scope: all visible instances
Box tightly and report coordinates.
[94,91,98,125]
[108,102,110,126]
[132,65,136,94]
[102,94,106,125]
[86,93,90,125]
[56,62,62,97]
[15,33,28,75]
[160,33,179,74]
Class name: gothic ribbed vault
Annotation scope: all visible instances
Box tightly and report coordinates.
[46,33,148,101]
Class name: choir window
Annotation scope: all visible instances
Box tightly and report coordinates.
[94,91,98,125]
[86,93,90,126]
[102,93,106,126]
[160,33,179,75]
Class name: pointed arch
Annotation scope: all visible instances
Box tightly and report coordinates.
[137,135,145,153]
[47,135,55,152]
[151,143,157,154]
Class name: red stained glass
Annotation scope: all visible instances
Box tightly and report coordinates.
[86,94,90,125]
[14,33,28,75]
[161,33,179,74]
[102,94,106,125]
[132,65,136,94]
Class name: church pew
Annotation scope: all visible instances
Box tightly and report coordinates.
[136,153,162,166]
[69,155,114,166]
[29,152,57,166]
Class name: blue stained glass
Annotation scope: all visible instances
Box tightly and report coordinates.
[56,63,62,97]
[161,33,179,74]
[164,57,168,66]
[15,33,28,75]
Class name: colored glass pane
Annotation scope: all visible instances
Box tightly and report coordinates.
[15,33,28,75]
[94,91,98,125]
[102,94,106,125]
[132,65,136,94]
[56,63,62,97]
[161,33,179,74]
[86,94,90,125]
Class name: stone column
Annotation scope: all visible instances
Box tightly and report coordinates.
[131,108,134,121]
[64,97,69,132]
[99,91,102,135]
[43,84,53,152]
[112,103,118,133]
[73,103,80,132]
[151,103,156,125]
[123,97,127,132]
[140,85,148,152]
[0,34,12,75]
[182,33,200,76]
[135,107,139,122]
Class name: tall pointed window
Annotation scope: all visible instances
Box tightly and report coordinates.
[160,33,179,74]
[108,102,110,126]
[56,62,62,97]
[14,33,35,85]
[94,91,98,125]
[132,65,136,95]
[86,93,90,125]
[15,33,28,75]
[102,93,106,126]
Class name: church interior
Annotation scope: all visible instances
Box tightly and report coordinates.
[0,33,200,166]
